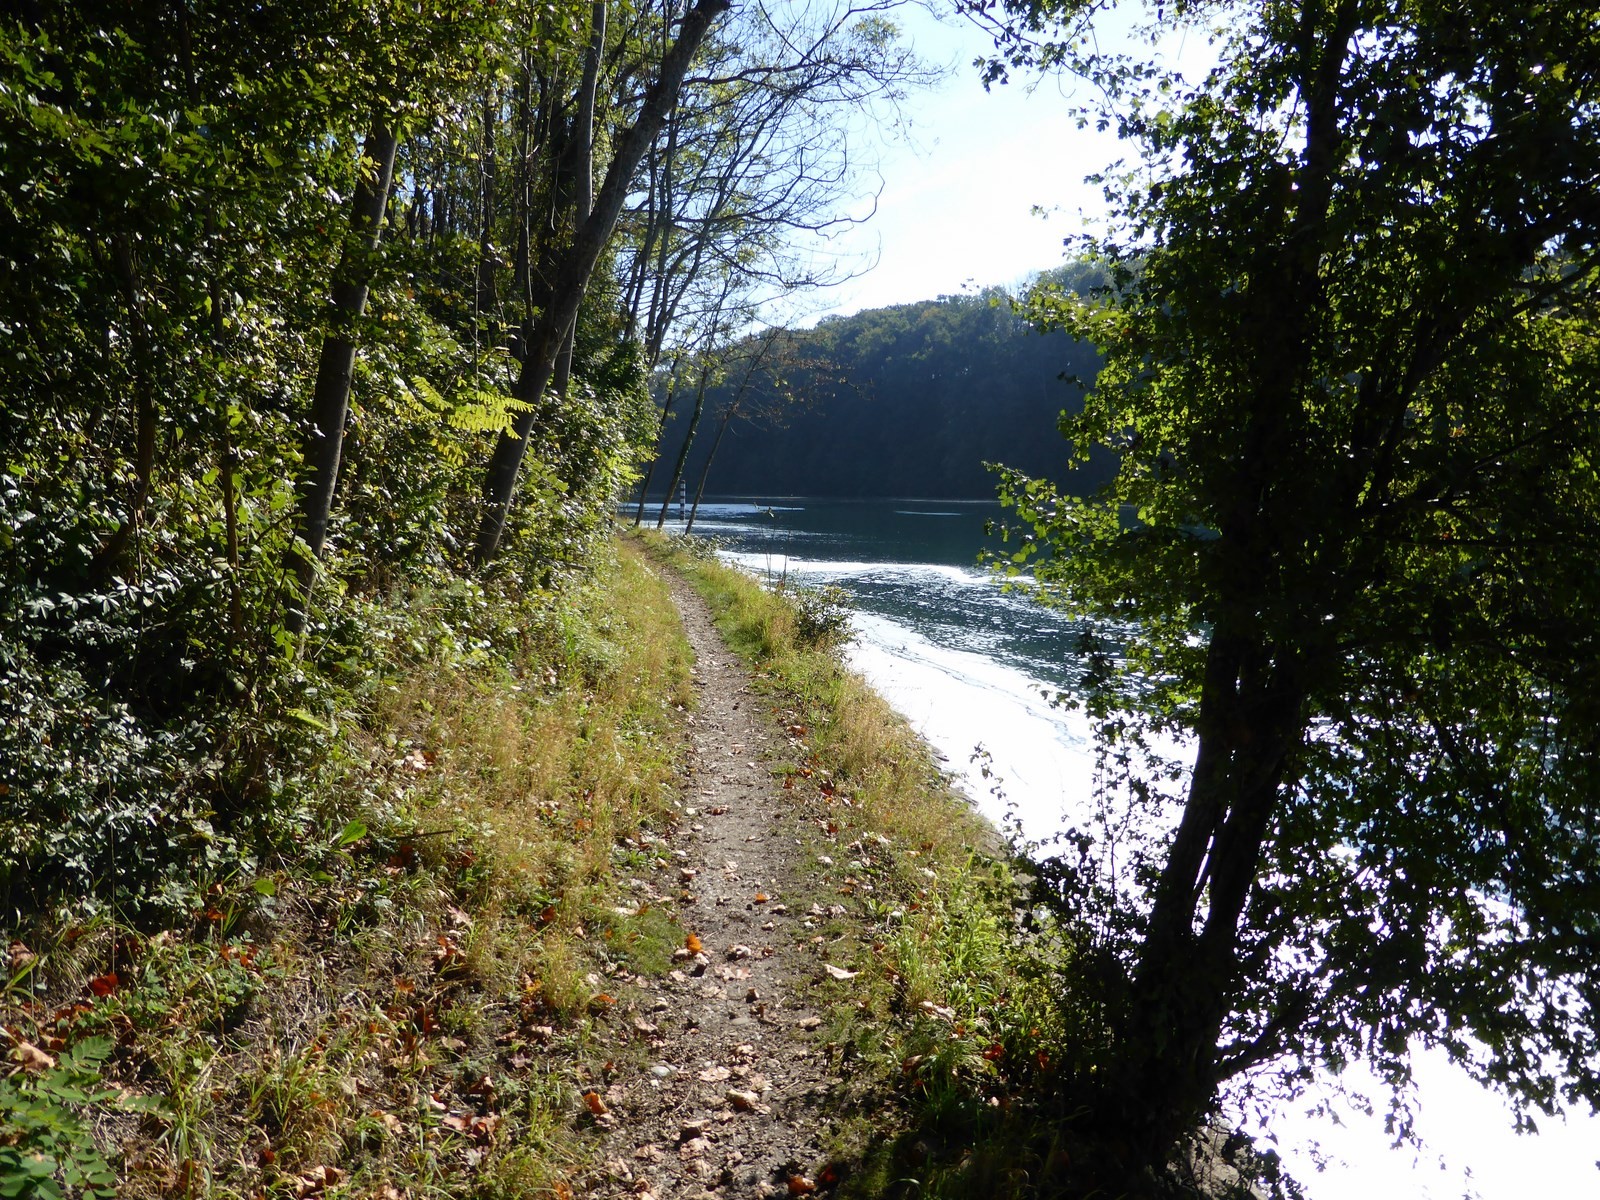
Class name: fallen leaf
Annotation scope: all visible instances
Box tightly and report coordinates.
[685,932,704,954]
[823,964,857,981]
[753,893,770,904]
[696,1066,731,1082]
[13,1041,56,1072]
[583,1091,609,1116]
[797,1016,823,1031]
[87,972,119,997]
[788,1175,817,1195]
[726,1089,761,1111]
[726,944,752,960]
[8,941,36,973]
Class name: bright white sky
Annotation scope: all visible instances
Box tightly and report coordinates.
[802,5,1600,1198]
[800,1,1207,318]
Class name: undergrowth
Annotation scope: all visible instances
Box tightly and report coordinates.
[640,531,1289,1200]
[1,538,693,1199]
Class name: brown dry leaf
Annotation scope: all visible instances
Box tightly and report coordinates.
[678,1136,710,1159]
[726,944,753,960]
[372,1109,402,1133]
[797,1016,823,1031]
[583,1090,610,1116]
[632,1016,660,1036]
[788,1176,817,1195]
[7,941,36,973]
[725,1089,760,1111]
[12,1041,56,1072]
[696,1066,731,1083]
[823,964,858,981]
[293,1165,345,1196]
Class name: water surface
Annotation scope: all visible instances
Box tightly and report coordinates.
[664,496,1600,1200]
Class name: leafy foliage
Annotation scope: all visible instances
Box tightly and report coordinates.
[987,0,1600,1172]
[0,1038,147,1200]
[650,281,1111,501]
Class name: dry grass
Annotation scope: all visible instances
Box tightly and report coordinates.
[2,538,697,1200]
[638,530,1082,1200]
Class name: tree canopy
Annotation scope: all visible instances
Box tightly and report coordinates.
[982,0,1600,1185]
[647,274,1112,501]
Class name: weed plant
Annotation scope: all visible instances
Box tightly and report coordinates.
[1,540,693,1198]
[639,532,1288,1200]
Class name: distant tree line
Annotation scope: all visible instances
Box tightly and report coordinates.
[643,264,1113,502]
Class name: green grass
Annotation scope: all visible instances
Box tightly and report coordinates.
[635,531,1107,1199]
[2,538,695,1200]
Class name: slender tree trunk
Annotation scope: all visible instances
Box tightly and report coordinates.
[89,235,155,582]
[476,88,499,351]
[473,0,731,568]
[684,401,733,534]
[554,0,607,399]
[633,360,681,524]
[287,121,399,631]
[655,360,709,530]
[1105,6,1360,1170]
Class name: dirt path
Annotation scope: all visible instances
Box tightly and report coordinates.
[581,565,846,1200]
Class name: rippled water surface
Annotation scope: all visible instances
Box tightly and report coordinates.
[673,498,1105,842]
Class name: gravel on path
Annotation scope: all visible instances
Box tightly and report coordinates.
[581,563,850,1200]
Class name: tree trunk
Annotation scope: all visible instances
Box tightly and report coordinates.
[1104,5,1360,1167]
[287,121,399,632]
[475,88,499,349]
[655,360,709,530]
[634,360,681,524]
[473,0,731,569]
[553,0,607,399]
[684,401,732,534]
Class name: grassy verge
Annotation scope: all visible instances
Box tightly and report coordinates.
[2,538,694,1200]
[635,532,1095,1199]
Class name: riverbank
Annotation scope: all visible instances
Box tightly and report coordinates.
[3,530,1287,1198]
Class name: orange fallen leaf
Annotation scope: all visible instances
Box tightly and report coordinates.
[753,893,769,904]
[685,932,703,954]
[788,1174,817,1194]
[87,972,118,997]
[583,1090,609,1116]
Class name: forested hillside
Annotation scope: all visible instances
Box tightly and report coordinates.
[643,271,1111,503]
[0,3,931,1194]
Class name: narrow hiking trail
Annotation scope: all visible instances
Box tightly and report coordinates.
[581,563,856,1200]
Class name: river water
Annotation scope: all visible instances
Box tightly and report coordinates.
[661,497,1600,1200]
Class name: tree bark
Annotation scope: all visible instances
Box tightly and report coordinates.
[287,121,399,632]
[472,0,731,569]
[553,0,607,399]
[633,360,681,524]
[1107,2,1361,1165]
[655,359,709,530]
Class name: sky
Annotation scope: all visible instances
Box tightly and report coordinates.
[797,2,1207,320]
[804,6,1600,1199]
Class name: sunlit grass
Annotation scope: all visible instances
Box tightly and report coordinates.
[1,538,695,1199]
[637,530,1086,1198]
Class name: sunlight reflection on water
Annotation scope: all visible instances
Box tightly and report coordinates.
[667,499,1600,1200]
